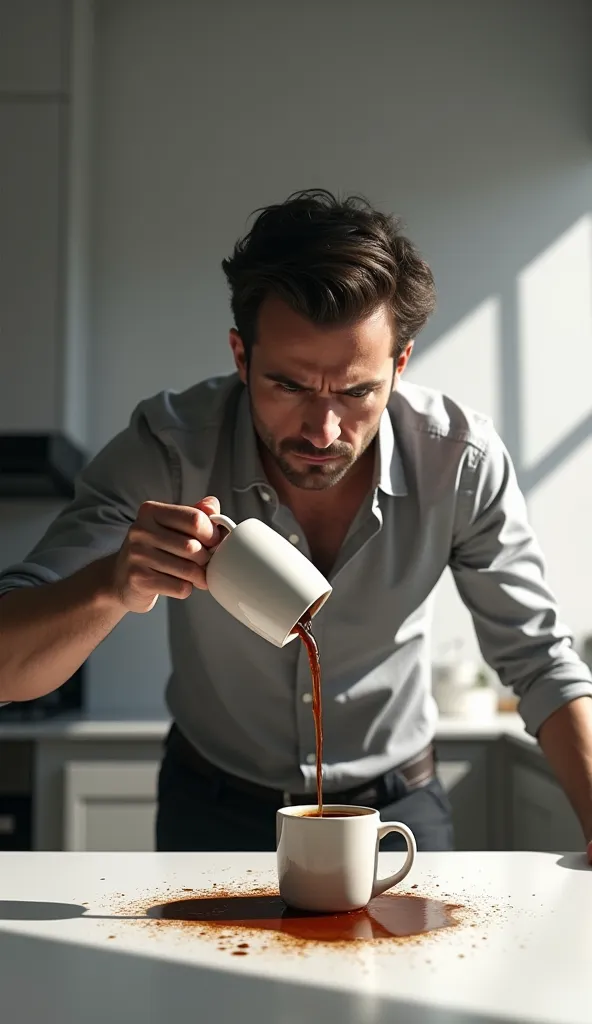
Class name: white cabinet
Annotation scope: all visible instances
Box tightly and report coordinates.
[34,739,164,850]
[64,760,160,852]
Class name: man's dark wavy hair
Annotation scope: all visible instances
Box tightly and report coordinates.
[222,189,436,358]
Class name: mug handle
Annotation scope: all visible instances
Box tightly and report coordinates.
[371,821,417,898]
[209,514,237,533]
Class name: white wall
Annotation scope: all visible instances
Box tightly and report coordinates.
[22,0,592,712]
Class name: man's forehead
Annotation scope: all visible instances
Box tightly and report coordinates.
[254,303,393,377]
[254,345,392,384]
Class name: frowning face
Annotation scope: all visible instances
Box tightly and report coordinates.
[230,295,412,490]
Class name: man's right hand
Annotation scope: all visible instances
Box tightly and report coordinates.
[109,495,222,613]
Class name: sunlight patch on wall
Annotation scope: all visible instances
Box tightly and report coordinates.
[519,214,592,469]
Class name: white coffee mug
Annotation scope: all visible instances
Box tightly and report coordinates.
[276,804,417,913]
[206,515,332,647]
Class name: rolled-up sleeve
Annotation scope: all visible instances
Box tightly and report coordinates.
[449,426,592,737]
[0,402,177,597]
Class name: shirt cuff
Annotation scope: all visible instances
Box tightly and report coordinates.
[519,676,592,737]
[0,563,62,597]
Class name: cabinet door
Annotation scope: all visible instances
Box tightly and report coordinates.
[511,763,582,852]
[435,742,489,850]
[64,761,159,852]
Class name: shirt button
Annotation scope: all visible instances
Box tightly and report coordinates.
[260,490,271,502]
[306,753,316,765]
[289,533,300,545]
[301,692,313,704]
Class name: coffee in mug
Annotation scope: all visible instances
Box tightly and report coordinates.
[294,807,373,818]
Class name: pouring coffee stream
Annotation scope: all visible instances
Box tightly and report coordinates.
[293,612,324,815]
[205,513,331,814]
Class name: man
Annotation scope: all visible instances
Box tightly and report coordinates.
[1,190,592,856]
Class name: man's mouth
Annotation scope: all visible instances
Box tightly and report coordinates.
[290,451,345,464]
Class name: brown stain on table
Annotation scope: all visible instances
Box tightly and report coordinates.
[144,890,462,949]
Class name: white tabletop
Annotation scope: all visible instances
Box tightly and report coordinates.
[0,851,588,1024]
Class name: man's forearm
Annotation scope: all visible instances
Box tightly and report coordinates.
[537,696,592,843]
[0,555,127,703]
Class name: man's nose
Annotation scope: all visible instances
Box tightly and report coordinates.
[300,403,342,449]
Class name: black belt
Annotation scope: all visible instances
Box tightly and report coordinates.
[167,724,435,809]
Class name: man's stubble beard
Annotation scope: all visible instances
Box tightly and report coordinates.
[250,399,379,491]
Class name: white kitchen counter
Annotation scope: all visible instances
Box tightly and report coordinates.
[0,710,533,745]
[0,851,589,1024]
[0,712,172,741]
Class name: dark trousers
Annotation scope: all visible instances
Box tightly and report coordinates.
[156,727,455,853]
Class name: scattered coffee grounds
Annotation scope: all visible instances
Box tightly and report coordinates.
[105,875,523,960]
[294,611,323,814]
[146,891,461,943]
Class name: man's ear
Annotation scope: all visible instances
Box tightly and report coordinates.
[393,341,414,388]
[229,329,248,384]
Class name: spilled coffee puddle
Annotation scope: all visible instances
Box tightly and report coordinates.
[138,889,463,953]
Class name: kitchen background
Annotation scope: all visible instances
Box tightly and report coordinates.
[0,0,591,851]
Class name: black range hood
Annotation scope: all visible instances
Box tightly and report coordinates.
[0,433,86,498]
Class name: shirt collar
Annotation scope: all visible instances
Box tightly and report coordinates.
[232,385,407,497]
[376,405,408,497]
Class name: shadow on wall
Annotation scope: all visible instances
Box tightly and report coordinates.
[407,187,592,652]
[410,186,592,654]
[409,207,592,499]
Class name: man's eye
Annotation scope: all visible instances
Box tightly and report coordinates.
[346,388,372,399]
[277,383,301,393]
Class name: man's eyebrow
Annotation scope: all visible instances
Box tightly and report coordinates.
[263,373,384,393]
[264,373,312,389]
[339,379,384,393]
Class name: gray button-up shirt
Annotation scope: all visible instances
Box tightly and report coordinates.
[1,374,591,792]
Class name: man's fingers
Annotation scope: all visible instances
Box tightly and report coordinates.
[129,546,208,589]
[195,495,221,517]
[130,524,212,566]
[140,500,220,546]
